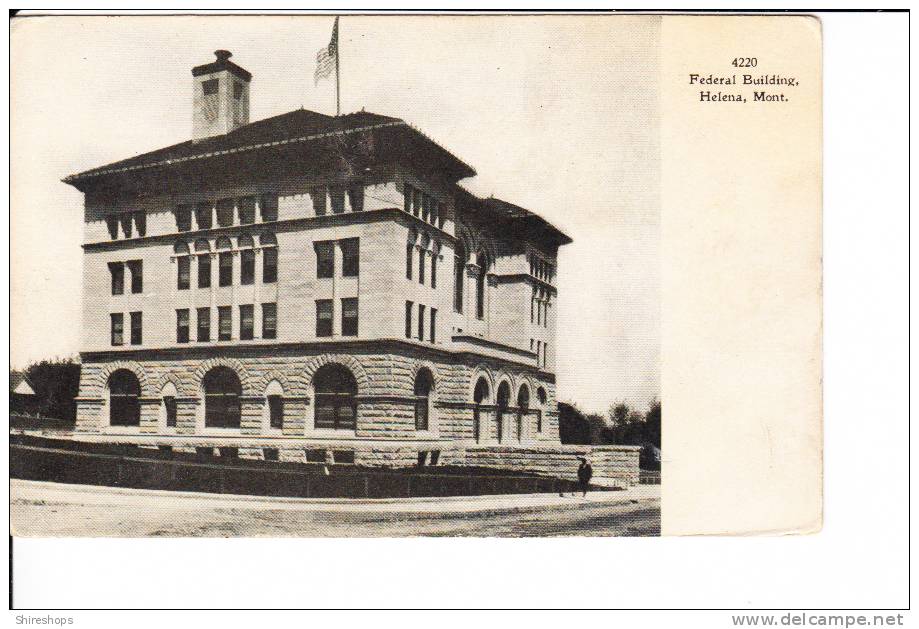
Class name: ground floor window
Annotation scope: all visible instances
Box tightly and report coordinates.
[314,364,357,430]
[203,367,242,429]
[109,369,140,426]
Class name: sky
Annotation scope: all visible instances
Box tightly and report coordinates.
[10,14,660,414]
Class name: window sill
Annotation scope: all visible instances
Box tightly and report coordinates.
[304,428,357,438]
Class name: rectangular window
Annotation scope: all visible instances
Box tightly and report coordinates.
[216,199,234,227]
[134,212,146,237]
[269,396,284,429]
[219,251,233,287]
[405,301,413,339]
[233,81,244,99]
[177,256,190,290]
[311,187,327,216]
[195,202,212,230]
[240,249,255,285]
[406,243,413,280]
[341,238,359,277]
[164,396,177,428]
[418,250,425,284]
[218,306,232,341]
[202,78,218,95]
[431,254,437,288]
[176,309,190,343]
[315,241,334,279]
[430,308,437,343]
[238,196,256,224]
[418,304,425,341]
[412,189,422,217]
[239,305,254,340]
[260,193,278,222]
[128,260,143,293]
[316,300,333,337]
[348,185,364,212]
[109,262,124,295]
[329,187,345,214]
[262,247,278,283]
[543,343,548,368]
[403,183,413,213]
[129,311,142,345]
[198,255,211,289]
[536,341,541,367]
[262,303,277,340]
[110,313,123,346]
[120,214,133,239]
[536,300,542,325]
[197,307,210,342]
[341,298,358,337]
[106,215,119,239]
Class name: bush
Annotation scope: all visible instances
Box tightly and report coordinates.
[17,358,81,423]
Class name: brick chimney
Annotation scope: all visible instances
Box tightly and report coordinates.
[191,50,251,141]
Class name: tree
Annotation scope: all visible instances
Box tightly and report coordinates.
[20,358,81,423]
[609,401,631,427]
[558,402,591,444]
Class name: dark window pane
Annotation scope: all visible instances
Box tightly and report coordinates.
[178,257,190,290]
[405,301,413,339]
[240,249,255,285]
[329,187,345,214]
[176,309,189,343]
[202,79,218,95]
[195,202,212,230]
[110,313,123,346]
[430,308,437,343]
[106,215,119,239]
[197,307,210,342]
[419,250,425,284]
[348,186,364,212]
[262,247,278,283]
[203,367,242,429]
[431,255,437,288]
[313,365,358,430]
[233,81,244,99]
[134,212,146,237]
[316,300,332,337]
[415,399,429,431]
[216,199,234,227]
[406,243,413,280]
[341,298,358,337]
[315,241,334,279]
[109,262,124,295]
[262,303,277,339]
[219,252,233,286]
[129,260,143,293]
[260,194,278,222]
[418,304,425,341]
[120,214,133,239]
[239,304,254,340]
[130,311,142,345]
[109,370,140,427]
[164,396,177,428]
[269,395,284,429]
[239,196,256,224]
[311,187,327,216]
[218,306,232,341]
[198,255,211,289]
[341,238,359,277]
[403,183,412,213]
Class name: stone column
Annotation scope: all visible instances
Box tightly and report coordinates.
[240,395,266,435]
[282,395,310,436]
[74,397,104,433]
[175,397,199,435]
[139,397,162,435]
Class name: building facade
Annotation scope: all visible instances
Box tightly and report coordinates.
[62,51,621,476]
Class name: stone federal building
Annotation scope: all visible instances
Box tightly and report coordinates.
[64,51,637,481]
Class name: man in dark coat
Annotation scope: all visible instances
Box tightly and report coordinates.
[577,457,593,497]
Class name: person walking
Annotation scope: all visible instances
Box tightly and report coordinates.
[577,457,593,498]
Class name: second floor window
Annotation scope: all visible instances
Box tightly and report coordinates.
[260,193,278,222]
[263,247,278,283]
[176,309,190,343]
[109,262,124,295]
[128,260,143,294]
[197,307,210,342]
[238,196,256,224]
[195,202,212,230]
[341,298,358,337]
[262,303,277,339]
[175,205,192,232]
[216,199,234,228]
[110,313,123,346]
[177,257,190,290]
[316,299,333,337]
[130,311,142,345]
[219,252,233,287]
[218,306,232,341]
[240,249,255,285]
[341,238,359,277]
[405,301,413,339]
[316,241,334,279]
[198,255,211,289]
[406,242,413,280]
[430,307,437,343]
[239,304,254,340]
[419,250,425,284]
[418,304,425,341]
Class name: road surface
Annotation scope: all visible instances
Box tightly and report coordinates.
[11,479,660,537]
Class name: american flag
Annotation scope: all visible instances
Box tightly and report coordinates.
[314,17,339,86]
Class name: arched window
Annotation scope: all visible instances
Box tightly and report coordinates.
[496,380,510,443]
[195,238,212,289]
[174,241,189,255]
[516,384,530,441]
[174,242,191,290]
[476,251,488,320]
[473,376,490,442]
[454,240,466,313]
[414,368,434,431]
[406,229,417,281]
[202,367,242,429]
[536,387,547,433]
[238,234,255,285]
[314,364,357,430]
[264,380,284,431]
[217,237,233,286]
[160,381,178,429]
[108,369,140,427]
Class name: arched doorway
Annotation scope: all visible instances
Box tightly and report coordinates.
[108,369,140,427]
[413,368,434,431]
[516,384,530,441]
[472,376,490,442]
[202,366,242,429]
[496,380,510,443]
[313,364,358,430]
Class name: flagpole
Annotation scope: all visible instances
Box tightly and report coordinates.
[335,17,341,116]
